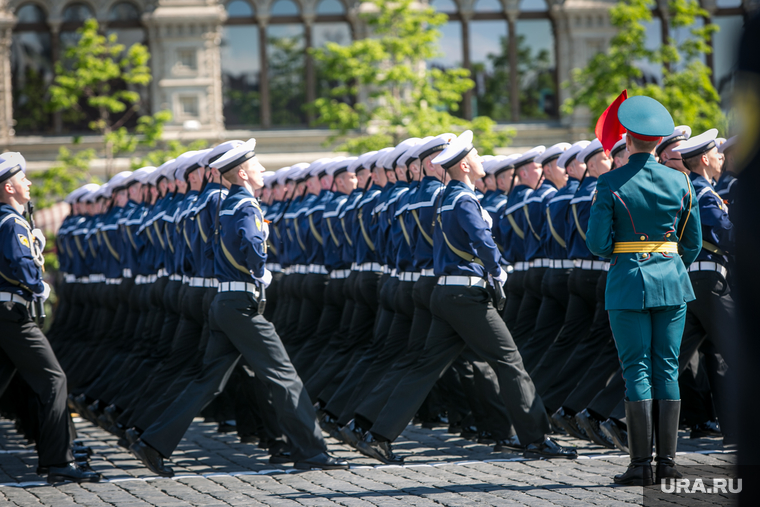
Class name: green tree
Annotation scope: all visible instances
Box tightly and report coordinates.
[563,0,724,133]
[30,140,96,209]
[309,0,511,154]
[49,19,154,177]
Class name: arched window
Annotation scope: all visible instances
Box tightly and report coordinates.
[316,0,345,15]
[515,18,556,119]
[431,0,558,121]
[221,0,261,126]
[269,0,305,126]
[227,0,254,17]
[271,0,300,17]
[60,2,94,51]
[430,0,462,71]
[470,1,508,119]
[519,0,548,12]
[314,0,352,107]
[474,0,502,12]
[107,2,145,51]
[11,3,53,134]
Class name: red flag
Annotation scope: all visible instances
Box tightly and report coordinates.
[595,90,628,154]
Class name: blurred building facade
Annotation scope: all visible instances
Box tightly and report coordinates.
[1,0,755,172]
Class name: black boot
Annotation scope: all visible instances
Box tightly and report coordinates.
[654,399,683,483]
[613,400,653,486]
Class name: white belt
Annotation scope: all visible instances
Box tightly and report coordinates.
[551,259,575,269]
[135,275,146,285]
[689,261,727,278]
[438,275,486,288]
[400,272,420,282]
[182,275,190,284]
[390,269,398,278]
[218,281,259,297]
[105,278,122,285]
[292,265,308,274]
[530,258,552,268]
[351,262,358,271]
[76,277,90,284]
[204,278,219,288]
[308,264,328,275]
[64,274,76,283]
[89,274,104,283]
[122,268,133,279]
[0,292,28,305]
[330,269,351,279]
[266,263,282,273]
[504,264,514,273]
[420,268,435,277]
[574,259,609,271]
[157,268,168,278]
[513,261,530,271]
[358,262,383,272]
[188,277,205,287]
[382,265,390,274]
[169,274,182,281]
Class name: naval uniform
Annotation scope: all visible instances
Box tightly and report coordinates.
[499,183,531,329]
[368,181,551,447]
[519,178,577,372]
[0,204,74,468]
[139,184,326,461]
[678,172,737,436]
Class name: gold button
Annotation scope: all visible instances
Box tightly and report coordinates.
[667,233,671,238]
[640,236,646,241]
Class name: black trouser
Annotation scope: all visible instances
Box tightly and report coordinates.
[113,279,182,411]
[263,271,282,323]
[298,275,352,381]
[369,285,550,446]
[305,270,381,401]
[120,284,206,431]
[281,273,307,347]
[544,270,615,413]
[354,275,437,424]
[512,267,547,349]
[678,270,738,436]
[318,274,394,405]
[293,276,346,376]
[0,301,74,467]
[519,268,571,372]
[140,291,326,461]
[532,268,601,398]
[503,269,526,330]
[330,277,413,425]
[287,273,328,359]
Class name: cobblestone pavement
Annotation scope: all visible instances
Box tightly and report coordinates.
[0,417,734,506]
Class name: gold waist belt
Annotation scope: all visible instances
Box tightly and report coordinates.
[613,241,678,254]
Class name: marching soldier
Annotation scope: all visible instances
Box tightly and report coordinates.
[130,139,348,475]
[356,131,577,464]
[587,95,701,485]
[673,129,738,444]
[0,152,101,483]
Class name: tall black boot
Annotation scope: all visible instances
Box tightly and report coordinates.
[613,399,653,486]
[654,399,683,483]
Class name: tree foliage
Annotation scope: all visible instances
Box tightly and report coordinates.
[563,0,725,134]
[309,0,511,154]
[48,19,166,176]
[30,141,96,209]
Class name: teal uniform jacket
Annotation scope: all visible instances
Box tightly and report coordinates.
[586,153,702,310]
